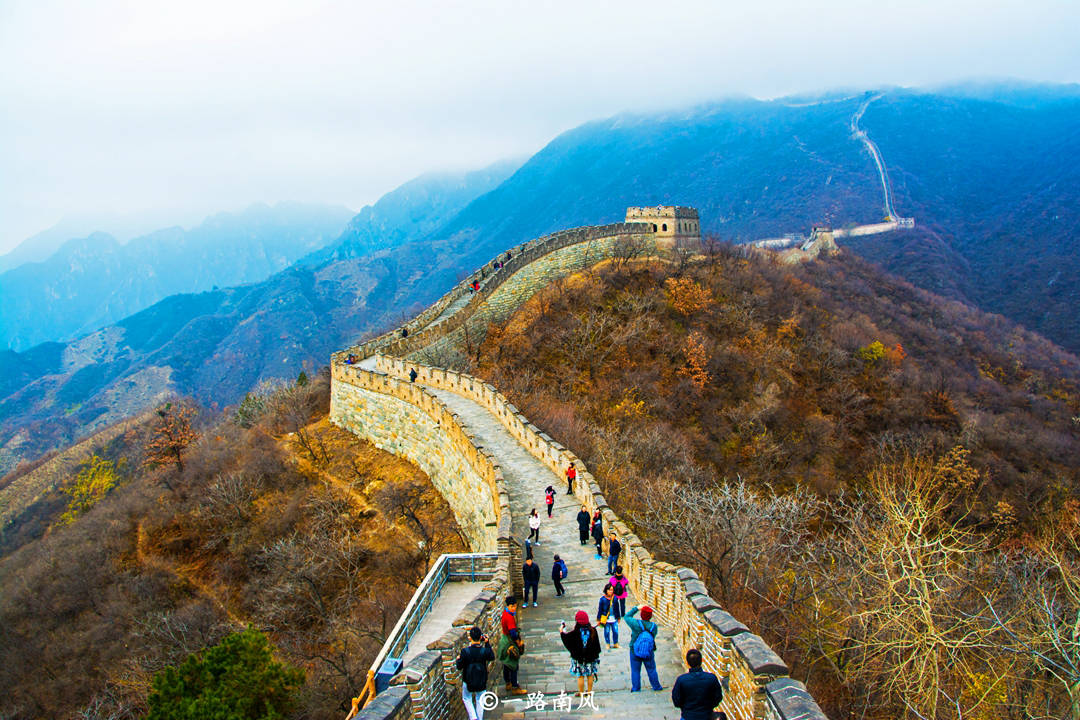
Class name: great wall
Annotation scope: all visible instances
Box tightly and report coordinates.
[330,207,829,720]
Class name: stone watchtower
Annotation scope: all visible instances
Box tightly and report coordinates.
[626,206,701,251]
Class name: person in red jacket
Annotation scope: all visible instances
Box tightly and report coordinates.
[565,463,577,495]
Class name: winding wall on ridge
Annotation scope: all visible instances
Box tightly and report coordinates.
[331,218,828,720]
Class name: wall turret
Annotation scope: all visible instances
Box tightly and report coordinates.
[626,206,701,250]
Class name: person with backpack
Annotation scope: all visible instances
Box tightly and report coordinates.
[590,511,605,559]
[671,648,724,720]
[498,597,526,695]
[528,508,541,544]
[576,505,591,545]
[608,566,629,617]
[522,557,541,607]
[597,584,622,650]
[565,463,577,494]
[456,626,495,720]
[625,605,663,692]
[560,611,601,697]
[606,532,623,576]
[551,554,568,597]
[544,485,556,517]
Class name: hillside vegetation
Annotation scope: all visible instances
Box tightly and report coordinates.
[464,248,1080,718]
[0,370,466,720]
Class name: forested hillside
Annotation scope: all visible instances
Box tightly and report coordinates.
[0,370,466,719]
[461,247,1080,718]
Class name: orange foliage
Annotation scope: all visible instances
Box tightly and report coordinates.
[678,331,710,389]
[664,277,712,315]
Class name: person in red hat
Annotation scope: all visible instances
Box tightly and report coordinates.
[625,605,663,692]
[560,610,601,696]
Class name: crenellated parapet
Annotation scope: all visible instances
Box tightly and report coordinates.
[330,209,828,720]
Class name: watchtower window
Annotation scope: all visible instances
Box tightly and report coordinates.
[662,223,667,231]
[652,223,657,231]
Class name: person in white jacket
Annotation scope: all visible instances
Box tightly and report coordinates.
[528,508,541,544]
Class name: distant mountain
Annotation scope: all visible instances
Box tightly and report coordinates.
[0,203,354,351]
[300,158,522,265]
[842,86,1080,351]
[4,83,1079,475]
[0,163,518,474]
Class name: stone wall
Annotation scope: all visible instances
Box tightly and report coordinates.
[333,222,655,365]
[330,362,522,719]
[373,355,828,720]
[330,363,504,550]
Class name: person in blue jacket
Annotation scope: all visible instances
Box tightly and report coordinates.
[597,584,623,649]
[624,605,663,692]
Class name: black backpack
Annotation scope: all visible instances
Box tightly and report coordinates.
[463,647,488,692]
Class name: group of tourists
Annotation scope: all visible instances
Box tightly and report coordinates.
[452,460,723,720]
[457,594,723,720]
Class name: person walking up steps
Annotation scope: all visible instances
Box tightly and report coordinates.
[456,626,495,720]
[499,596,526,695]
[591,510,605,559]
[552,554,568,597]
[606,532,623,576]
[625,605,663,692]
[609,566,629,617]
[565,463,577,494]
[597,584,622,650]
[560,611,601,697]
[528,508,541,544]
[576,505,591,545]
[522,557,540,607]
[672,648,724,720]
[544,485,556,518]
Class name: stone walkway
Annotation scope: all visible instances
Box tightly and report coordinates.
[428,387,684,720]
[404,581,487,665]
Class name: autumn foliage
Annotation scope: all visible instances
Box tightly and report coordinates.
[470,247,1080,718]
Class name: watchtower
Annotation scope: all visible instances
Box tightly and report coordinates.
[625,206,701,250]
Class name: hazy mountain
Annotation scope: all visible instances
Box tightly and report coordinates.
[4,83,1079,474]
[299,158,523,265]
[0,203,354,351]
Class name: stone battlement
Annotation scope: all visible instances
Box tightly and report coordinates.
[331,209,828,720]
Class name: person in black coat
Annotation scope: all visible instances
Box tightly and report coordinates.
[456,626,495,720]
[590,512,605,559]
[576,506,591,545]
[522,557,541,606]
[671,648,723,720]
[560,611,601,696]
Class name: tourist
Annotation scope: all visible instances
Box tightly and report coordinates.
[591,511,605,559]
[609,566,629,617]
[597,585,622,650]
[551,554,568,597]
[498,596,526,694]
[528,508,541,544]
[524,537,533,560]
[576,505,591,545]
[522,557,540,607]
[560,611,601,697]
[625,605,663,692]
[544,485,556,517]
[456,626,495,720]
[565,463,577,494]
[401,327,409,338]
[606,532,623,576]
[409,368,418,383]
[671,648,723,720]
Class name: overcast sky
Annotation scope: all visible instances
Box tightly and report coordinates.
[1,0,1077,253]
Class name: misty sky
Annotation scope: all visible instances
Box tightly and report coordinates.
[2,0,1078,254]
